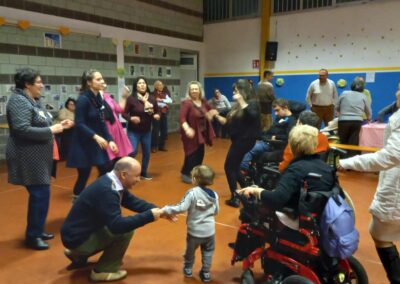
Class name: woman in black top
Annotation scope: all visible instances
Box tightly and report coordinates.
[213,79,260,207]
[67,70,118,198]
[237,125,335,212]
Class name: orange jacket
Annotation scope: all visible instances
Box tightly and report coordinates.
[279,132,330,172]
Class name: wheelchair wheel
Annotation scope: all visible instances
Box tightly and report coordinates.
[282,275,314,284]
[241,269,255,284]
[347,256,369,284]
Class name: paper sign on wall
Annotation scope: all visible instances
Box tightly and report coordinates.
[366,72,375,83]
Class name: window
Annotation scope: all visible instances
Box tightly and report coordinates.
[204,0,260,23]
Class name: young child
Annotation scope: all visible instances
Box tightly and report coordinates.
[162,165,219,282]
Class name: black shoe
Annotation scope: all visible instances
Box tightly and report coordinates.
[64,249,89,270]
[225,198,240,208]
[151,148,157,153]
[158,147,168,152]
[26,237,49,250]
[41,232,54,240]
[140,174,153,181]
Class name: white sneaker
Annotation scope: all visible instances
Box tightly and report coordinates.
[90,270,127,282]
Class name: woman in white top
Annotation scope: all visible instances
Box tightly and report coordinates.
[338,91,400,283]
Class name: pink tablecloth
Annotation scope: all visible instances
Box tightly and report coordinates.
[359,123,386,149]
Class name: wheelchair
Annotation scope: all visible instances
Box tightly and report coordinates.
[230,171,368,284]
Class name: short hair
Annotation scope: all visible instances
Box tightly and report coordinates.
[289,125,318,158]
[185,81,205,100]
[298,111,319,128]
[263,70,273,78]
[191,165,215,186]
[80,69,100,92]
[14,67,40,89]
[64,97,76,108]
[154,80,163,89]
[351,77,365,92]
[272,98,289,109]
[113,158,134,173]
[319,68,328,75]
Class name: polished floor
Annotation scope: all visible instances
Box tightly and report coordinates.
[0,133,394,283]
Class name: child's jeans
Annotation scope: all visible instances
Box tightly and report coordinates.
[183,234,215,272]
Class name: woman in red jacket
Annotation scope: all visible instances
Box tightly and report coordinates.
[179,81,217,183]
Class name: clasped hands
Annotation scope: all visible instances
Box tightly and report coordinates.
[236,186,264,200]
[151,208,178,223]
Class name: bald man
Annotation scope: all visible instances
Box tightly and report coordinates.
[61,157,169,282]
[306,69,338,129]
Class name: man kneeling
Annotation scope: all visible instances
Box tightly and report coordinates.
[61,157,171,282]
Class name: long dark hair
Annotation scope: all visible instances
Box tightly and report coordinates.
[228,79,256,120]
[132,76,150,97]
[80,69,99,93]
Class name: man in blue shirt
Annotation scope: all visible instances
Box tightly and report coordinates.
[61,157,175,282]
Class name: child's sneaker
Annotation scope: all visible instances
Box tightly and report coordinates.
[183,268,192,278]
[199,270,211,282]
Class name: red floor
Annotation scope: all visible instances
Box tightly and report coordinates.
[0,133,394,283]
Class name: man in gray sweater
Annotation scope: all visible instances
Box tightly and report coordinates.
[162,165,219,283]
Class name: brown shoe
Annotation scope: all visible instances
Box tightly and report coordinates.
[90,270,127,282]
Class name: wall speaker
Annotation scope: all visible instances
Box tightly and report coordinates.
[265,41,278,61]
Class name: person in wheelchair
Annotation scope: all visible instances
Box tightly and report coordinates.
[279,111,329,173]
[240,98,296,173]
[237,124,335,217]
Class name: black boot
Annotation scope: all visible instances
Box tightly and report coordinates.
[377,246,400,284]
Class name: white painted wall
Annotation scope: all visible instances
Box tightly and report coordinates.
[270,0,400,71]
[204,18,261,74]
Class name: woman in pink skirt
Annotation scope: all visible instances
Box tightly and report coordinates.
[101,83,133,164]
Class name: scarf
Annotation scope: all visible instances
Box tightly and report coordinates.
[137,92,154,115]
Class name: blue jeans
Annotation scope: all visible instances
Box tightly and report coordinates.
[128,130,151,176]
[25,184,50,238]
[240,140,270,170]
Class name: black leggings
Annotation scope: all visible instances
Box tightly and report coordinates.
[224,138,256,196]
[181,144,205,176]
[73,164,110,195]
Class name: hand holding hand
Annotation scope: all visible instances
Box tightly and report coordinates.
[50,124,64,134]
[109,141,119,154]
[94,135,108,149]
[151,208,163,220]
[236,186,264,200]
[130,116,141,124]
[61,119,74,129]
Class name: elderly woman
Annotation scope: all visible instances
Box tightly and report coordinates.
[213,79,260,207]
[336,77,371,157]
[123,76,159,180]
[55,97,76,160]
[179,81,217,184]
[338,92,400,284]
[237,125,335,212]
[6,67,73,250]
[67,70,118,199]
[151,80,172,152]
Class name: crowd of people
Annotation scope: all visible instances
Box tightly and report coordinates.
[5,67,400,283]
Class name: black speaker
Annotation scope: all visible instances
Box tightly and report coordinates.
[265,41,278,61]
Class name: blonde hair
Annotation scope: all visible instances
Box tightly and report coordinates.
[185,81,205,100]
[154,80,163,90]
[289,125,318,158]
[191,165,215,186]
